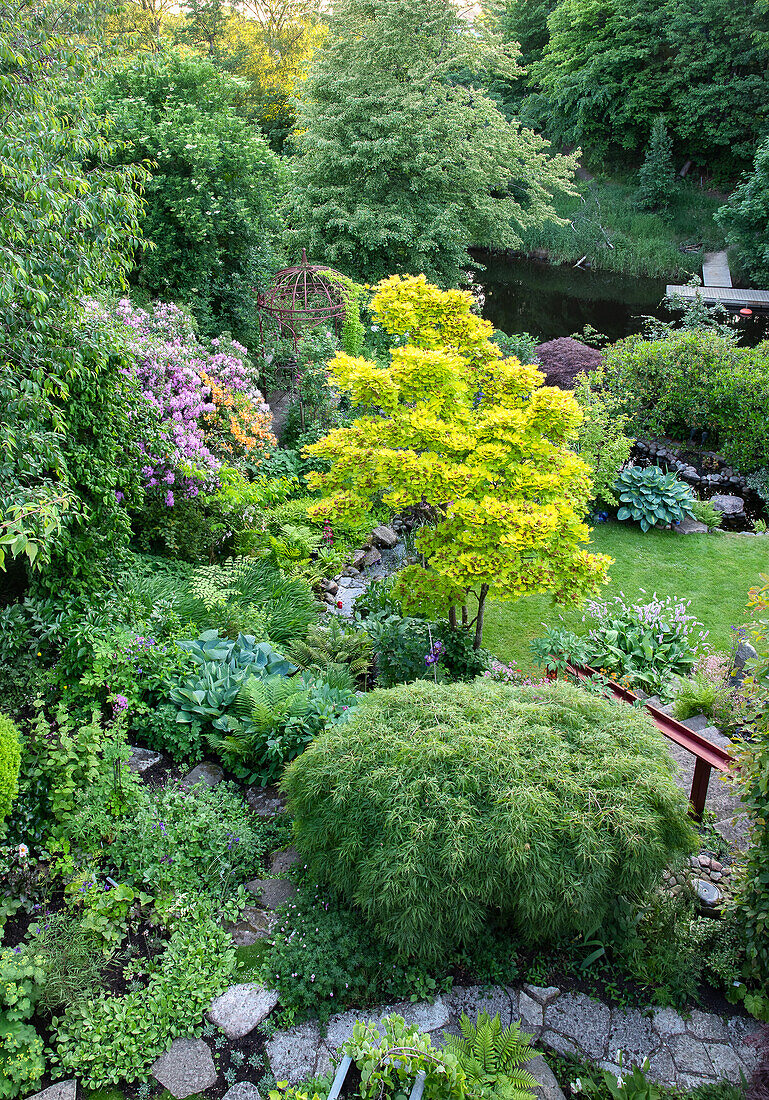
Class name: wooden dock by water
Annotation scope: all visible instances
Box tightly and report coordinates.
[666,249,769,308]
[665,283,769,308]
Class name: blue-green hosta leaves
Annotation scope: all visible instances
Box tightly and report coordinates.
[170,631,297,725]
[615,465,695,532]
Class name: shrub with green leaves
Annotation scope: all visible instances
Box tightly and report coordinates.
[582,593,706,694]
[282,679,696,963]
[0,715,21,827]
[343,1015,466,1100]
[67,780,265,902]
[615,466,694,532]
[52,915,236,1087]
[572,368,634,507]
[0,944,46,1099]
[605,332,769,472]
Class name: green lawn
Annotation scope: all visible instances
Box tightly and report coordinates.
[482,523,769,672]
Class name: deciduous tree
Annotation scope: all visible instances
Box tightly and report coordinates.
[304,276,610,646]
[0,0,153,588]
[95,51,283,345]
[284,0,575,286]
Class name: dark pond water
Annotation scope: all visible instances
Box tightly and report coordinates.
[470,251,769,345]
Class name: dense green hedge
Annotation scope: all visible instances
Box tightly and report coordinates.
[0,714,20,826]
[605,331,769,472]
[282,679,695,962]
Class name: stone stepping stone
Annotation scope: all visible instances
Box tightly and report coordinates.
[246,785,286,817]
[181,761,224,790]
[270,846,301,875]
[678,714,711,732]
[27,1084,76,1100]
[226,906,275,946]
[524,1055,566,1100]
[246,877,298,909]
[151,1037,217,1098]
[208,982,279,1039]
[223,1085,262,1100]
[673,517,708,534]
[127,746,163,773]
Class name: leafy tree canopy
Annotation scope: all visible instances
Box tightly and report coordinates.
[717,136,769,283]
[283,0,576,286]
[95,50,283,345]
[0,0,155,590]
[512,0,769,174]
[305,276,610,646]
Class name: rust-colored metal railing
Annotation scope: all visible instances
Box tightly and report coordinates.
[566,665,734,821]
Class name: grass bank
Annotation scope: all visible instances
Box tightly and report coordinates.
[518,175,728,281]
[482,523,768,672]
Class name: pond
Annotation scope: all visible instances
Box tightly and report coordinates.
[470,251,769,345]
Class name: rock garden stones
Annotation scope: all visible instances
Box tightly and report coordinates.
[151,1037,217,1098]
[710,494,745,516]
[225,906,274,946]
[371,524,399,549]
[245,785,286,817]
[28,1083,77,1100]
[673,517,708,535]
[127,746,163,773]
[223,1084,263,1100]
[181,761,224,790]
[208,983,280,1039]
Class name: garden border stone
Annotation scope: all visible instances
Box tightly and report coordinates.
[262,985,761,1089]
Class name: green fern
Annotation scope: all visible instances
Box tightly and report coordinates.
[207,675,310,761]
[287,618,373,682]
[443,1013,537,1100]
[132,557,318,644]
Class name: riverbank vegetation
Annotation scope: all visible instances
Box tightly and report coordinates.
[516,175,728,280]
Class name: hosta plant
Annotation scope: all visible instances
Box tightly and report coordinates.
[583,593,708,694]
[615,466,695,532]
[169,632,296,726]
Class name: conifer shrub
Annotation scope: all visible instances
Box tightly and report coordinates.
[0,713,21,826]
[282,679,695,963]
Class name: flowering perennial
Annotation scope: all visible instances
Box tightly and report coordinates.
[95,299,275,508]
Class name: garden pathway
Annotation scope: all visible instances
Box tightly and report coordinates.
[263,984,762,1091]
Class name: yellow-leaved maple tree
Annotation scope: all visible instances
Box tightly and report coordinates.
[305,275,611,646]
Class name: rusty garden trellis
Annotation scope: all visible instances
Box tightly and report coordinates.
[257,247,348,372]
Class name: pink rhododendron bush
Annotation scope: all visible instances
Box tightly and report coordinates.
[88,299,275,510]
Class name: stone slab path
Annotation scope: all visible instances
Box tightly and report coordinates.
[264,984,762,1091]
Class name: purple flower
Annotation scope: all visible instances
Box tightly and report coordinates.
[112,694,129,713]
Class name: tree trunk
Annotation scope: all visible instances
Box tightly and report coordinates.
[448,605,457,629]
[474,584,489,650]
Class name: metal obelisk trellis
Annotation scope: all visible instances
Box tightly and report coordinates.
[256,249,348,402]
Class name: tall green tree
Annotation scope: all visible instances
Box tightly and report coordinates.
[283,0,576,286]
[717,137,769,284]
[0,0,154,591]
[636,116,675,211]
[96,51,283,344]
